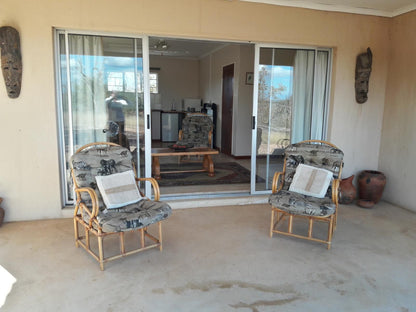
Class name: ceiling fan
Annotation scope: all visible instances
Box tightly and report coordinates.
[153,39,168,50]
[150,38,191,57]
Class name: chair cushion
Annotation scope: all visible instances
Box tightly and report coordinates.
[95,200,172,233]
[289,164,333,198]
[71,144,134,209]
[269,190,335,217]
[95,170,142,209]
[283,142,344,195]
[178,114,213,147]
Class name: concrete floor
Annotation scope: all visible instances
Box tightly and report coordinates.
[1,202,416,311]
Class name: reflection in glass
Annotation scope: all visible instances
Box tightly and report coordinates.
[255,47,330,192]
[58,34,144,203]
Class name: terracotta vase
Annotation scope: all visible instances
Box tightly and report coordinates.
[0,197,4,226]
[339,175,357,204]
[357,170,386,208]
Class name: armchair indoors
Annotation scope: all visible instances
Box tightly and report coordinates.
[70,142,172,270]
[177,113,213,148]
[268,140,344,249]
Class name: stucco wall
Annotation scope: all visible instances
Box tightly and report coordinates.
[0,0,391,221]
[379,10,416,212]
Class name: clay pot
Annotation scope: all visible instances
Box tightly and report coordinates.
[0,197,4,226]
[357,170,386,208]
[339,175,357,204]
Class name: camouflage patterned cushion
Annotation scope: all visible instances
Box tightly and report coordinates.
[177,114,213,147]
[269,190,336,217]
[96,200,172,233]
[70,144,134,209]
[283,142,344,198]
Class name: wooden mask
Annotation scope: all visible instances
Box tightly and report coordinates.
[0,26,22,98]
[355,47,372,104]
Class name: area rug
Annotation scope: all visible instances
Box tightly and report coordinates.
[156,162,264,187]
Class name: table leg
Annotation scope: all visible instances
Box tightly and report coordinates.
[203,154,215,177]
[152,156,161,180]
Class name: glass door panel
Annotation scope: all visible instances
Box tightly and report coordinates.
[57,33,146,204]
[252,46,331,193]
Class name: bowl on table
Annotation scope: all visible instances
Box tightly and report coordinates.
[168,143,194,151]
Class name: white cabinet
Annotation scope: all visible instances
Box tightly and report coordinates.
[161,112,181,142]
[151,110,161,140]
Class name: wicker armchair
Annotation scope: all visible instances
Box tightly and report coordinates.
[70,142,172,270]
[177,113,213,148]
[269,140,344,249]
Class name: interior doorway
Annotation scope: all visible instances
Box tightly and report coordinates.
[221,63,234,156]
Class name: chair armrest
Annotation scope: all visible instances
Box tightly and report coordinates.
[74,187,100,218]
[178,129,183,141]
[331,179,340,205]
[136,177,161,201]
[272,171,284,193]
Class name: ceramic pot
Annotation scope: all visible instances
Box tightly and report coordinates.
[339,175,357,204]
[357,170,386,208]
[0,198,4,226]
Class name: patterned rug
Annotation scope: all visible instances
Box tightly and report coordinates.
[156,162,264,187]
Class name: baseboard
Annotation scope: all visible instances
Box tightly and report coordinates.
[233,155,251,159]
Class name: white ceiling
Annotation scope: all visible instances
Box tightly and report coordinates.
[242,0,416,17]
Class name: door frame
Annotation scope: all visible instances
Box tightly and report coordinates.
[221,63,235,156]
[250,43,333,195]
[54,29,154,203]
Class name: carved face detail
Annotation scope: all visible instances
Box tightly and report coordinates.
[0,26,22,98]
[355,48,372,104]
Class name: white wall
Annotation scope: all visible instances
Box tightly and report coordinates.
[379,10,416,212]
[202,44,241,151]
[234,45,254,156]
[150,56,199,110]
[0,0,394,221]
[200,44,254,155]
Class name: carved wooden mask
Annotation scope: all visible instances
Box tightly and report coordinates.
[355,47,372,104]
[0,26,22,98]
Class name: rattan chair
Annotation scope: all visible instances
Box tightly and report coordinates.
[177,113,213,148]
[70,142,172,270]
[269,140,344,249]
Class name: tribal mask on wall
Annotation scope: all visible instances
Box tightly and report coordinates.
[355,47,372,104]
[0,26,22,98]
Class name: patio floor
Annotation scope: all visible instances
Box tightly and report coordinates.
[1,201,415,311]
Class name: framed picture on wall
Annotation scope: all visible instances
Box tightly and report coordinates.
[246,72,254,85]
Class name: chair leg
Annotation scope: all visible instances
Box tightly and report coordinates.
[74,218,79,247]
[98,235,104,271]
[140,228,145,248]
[288,215,293,233]
[327,216,334,250]
[270,209,275,238]
[158,222,163,251]
[308,218,313,238]
[120,232,125,255]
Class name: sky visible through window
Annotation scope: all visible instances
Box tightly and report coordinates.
[260,64,293,101]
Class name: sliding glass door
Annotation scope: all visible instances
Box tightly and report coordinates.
[56,31,151,205]
[251,45,331,194]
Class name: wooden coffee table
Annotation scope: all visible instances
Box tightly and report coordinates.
[151,147,219,180]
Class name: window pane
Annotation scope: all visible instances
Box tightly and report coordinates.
[58,34,144,204]
[149,73,158,93]
[255,47,330,192]
[107,72,123,91]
